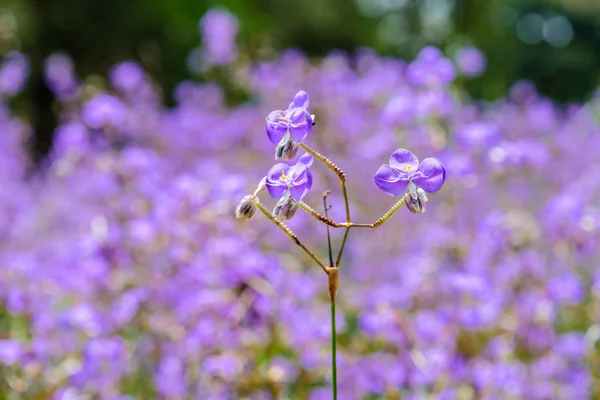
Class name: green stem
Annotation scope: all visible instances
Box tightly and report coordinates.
[330,299,338,400]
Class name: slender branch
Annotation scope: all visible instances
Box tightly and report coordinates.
[371,198,406,227]
[323,191,334,268]
[254,200,328,273]
[334,228,351,267]
[300,199,407,230]
[299,201,345,228]
[346,223,375,228]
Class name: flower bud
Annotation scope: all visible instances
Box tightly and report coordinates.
[275,135,299,160]
[235,195,257,221]
[273,193,299,220]
[404,187,428,214]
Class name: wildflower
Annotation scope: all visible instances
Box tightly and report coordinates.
[265,153,313,220]
[374,148,446,199]
[266,91,313,160]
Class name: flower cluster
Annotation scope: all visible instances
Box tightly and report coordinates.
[0,10,598,399]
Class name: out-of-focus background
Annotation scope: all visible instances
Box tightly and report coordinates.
[3,0,600,157]
[2,0,600,399]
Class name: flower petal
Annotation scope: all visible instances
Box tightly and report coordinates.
[265,164,289,200]
[374,164,408,196]
[289,91,309,109]
[266,110,286,145]
[297,152,313,168]
[289,123,309,143]
[290,169,312,201]
[389,149,419,172]
[412,158,446,193]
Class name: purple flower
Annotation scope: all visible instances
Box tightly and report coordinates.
[265,152,313,219]
[82,93,126,129]
[199,9,239,67]
[44,53,78,96]
[455,46,487,77]
[0,51,29,96]
[374,148,446,197]
[109,61,144,93]
[266,91,313,160]
[406,46,455,87]
[0,339,23,365]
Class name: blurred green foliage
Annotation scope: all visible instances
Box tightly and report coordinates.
[1,0,600,156]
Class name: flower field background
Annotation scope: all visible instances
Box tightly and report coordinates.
[1,3,600,400]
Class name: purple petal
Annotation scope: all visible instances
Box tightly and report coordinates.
[289,123,309,143]
[266,110,286,145]
[289,91,309,109]
[297,153,313,168]
[389,149,419,172]
[412,158,446,193]
[287,107,308,124]
[374,164,408,196]
[265,164,289,200]
[290,170,313,201]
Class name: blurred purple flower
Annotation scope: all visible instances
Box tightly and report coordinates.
[406,46,455,87]
[456,122,499,148]
[155,356,188,398]
[109,61,145,93]
[44,53,78,96]
[82,93,126,129]
[0,51,29,96]
[199,9,238,66]
[0,339,23,365]
[266,90,313,159]
[455,47,487,77]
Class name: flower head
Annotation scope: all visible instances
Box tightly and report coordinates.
[374,149,445,197]
[266,91,313,160]
[265,153,313,219]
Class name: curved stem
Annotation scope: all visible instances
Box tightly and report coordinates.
[254,200,328,273]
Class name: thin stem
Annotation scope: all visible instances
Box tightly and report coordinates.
[254,200,328,273]
[300,143,352,269]
[334,228,351,267]
[323,192,334,268]
[371,198,406,227]
[299,201,345,228]
[346,223,375,228]
[300,199,407,230]
[330,299,338,400]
